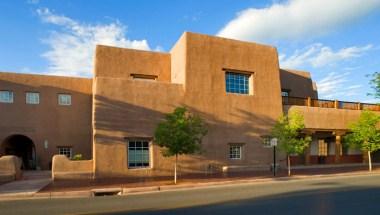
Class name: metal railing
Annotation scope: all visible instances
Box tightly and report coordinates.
[283,96,380,111]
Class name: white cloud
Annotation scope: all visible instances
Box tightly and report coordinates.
[280,43,373,69]
[217,0,380,42]
[316,72,361,99]
[311,44,373,67]
[37,8,152,77]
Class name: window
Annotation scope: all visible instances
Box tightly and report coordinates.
[282,90,290,104]
[225,72,251,94]
[229,145,242,160]
[0,91,14,103]
[131,74,157,81]
[281,91,289,97]
[58,94,71,105]
[128,140,150,168]
[262,137,271,148]
[26,92,40,104]
[318,140,328,156]
[58,147,72,158]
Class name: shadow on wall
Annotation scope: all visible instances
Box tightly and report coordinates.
[280,69,318,99]
[93,95,279,175]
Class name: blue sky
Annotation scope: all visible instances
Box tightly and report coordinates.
[1,0,380,102]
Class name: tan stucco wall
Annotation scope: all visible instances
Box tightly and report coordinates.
[280,69,318,99]
[52,155,93,180]
[92,32,284,178]
[94,45,171,82]
[0,72,93,169]
[93,77,185,176]
[182,32,284,168]
[286,105,362,130]
[170,33,187,87]
[0,155,22,181]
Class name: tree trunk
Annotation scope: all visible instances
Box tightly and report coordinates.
[287,155,291,176]
[368,151,372,172]
[174,154,178,184]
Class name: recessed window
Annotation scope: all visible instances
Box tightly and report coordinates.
[229,145,242,160]
[225,71,251,94]
[131,74,157,81]
[58,147,72,158]
[58,94,71,106]
[26,92,40,104]
[318,140,328,156]
[0,91,14,103]
[128,140,150,168]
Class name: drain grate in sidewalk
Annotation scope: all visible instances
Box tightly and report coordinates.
[91,188,122,197]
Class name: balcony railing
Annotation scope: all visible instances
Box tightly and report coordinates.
[283,96,380,111]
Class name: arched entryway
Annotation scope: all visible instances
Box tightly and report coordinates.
[0,135,36,170]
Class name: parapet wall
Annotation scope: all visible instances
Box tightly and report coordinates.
[0,155,22,183]
[52,155,93,180]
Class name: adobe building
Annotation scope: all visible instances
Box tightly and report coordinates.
[0,32,378,178]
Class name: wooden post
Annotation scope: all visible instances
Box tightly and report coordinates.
[335,135,341,164]
[334,100,339,109]
[307,97,312,107]
[358,102,361,110]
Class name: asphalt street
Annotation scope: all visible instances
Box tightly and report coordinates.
[1,174,380,215]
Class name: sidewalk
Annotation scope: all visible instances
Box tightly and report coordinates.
[0,171,51,199]
[1,165,380,201]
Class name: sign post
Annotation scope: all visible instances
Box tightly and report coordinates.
[270,138,278,177]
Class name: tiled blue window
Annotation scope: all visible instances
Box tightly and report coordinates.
[128,140,150,168]
[225,72,250,94]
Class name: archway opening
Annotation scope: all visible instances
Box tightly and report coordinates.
[1,135,36,170]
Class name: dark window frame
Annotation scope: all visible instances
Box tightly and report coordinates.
[127,139,151,169]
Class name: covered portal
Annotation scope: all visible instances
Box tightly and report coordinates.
[291,130,363,165]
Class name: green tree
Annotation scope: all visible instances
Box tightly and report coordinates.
[344,110,380,172]
[154,106,208,184]
[271,111,311,176]
[368,72,380,99]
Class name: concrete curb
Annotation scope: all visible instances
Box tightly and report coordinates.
[123,186,160,194]
[1,171,380,201]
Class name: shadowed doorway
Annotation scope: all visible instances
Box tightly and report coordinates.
[0,134,36,170]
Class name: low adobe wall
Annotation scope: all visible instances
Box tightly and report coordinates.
[52,155,93,180]
[0,155,22,183]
